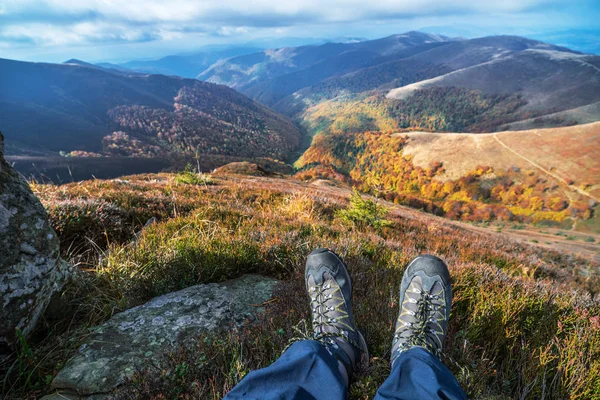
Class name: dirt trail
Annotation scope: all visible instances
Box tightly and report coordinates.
[493,134,599,203]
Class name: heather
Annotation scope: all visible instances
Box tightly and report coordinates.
[2,173,599,399]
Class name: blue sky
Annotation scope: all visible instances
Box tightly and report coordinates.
[1,0,598,63]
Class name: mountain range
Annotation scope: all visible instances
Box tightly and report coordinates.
[2,31,599,160]
[199,32,600,135]
[100,46,261,78]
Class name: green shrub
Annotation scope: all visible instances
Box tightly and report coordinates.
[175,171,213,185]
[336,188,391,231]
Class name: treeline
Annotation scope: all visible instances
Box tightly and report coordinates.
[387,86,528,132]
[296,131,593,225]
[301,86,532,137]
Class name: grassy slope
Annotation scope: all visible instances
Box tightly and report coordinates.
[402,123,600,231]
[385,50,600,113]
[402,123,600,192]
[4,172,599,399]
[501,102,600,131]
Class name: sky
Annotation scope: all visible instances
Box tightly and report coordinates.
[0,0,598,63]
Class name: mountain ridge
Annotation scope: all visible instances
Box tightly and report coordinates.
[198,32,600,134]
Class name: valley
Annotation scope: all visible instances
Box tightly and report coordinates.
[203,33,600,135]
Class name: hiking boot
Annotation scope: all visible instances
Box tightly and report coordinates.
[305,248,369,383]
[391,255,452,367]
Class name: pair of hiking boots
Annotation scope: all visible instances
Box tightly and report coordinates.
[305,248,452,382]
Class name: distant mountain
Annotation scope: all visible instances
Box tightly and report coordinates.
[63,59,99,68]
[198,32,600,134]
[0,58,301,159]
[386,48,600,113]
[526,30,600,55]
[63,59,142,76]
[243,36,364,49]
[95,62,141,74]
[199,31,452,93]
[114,47,262,78]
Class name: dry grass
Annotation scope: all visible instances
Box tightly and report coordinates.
[2,173,599,399]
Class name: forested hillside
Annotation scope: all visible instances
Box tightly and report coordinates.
[295,123,600,233]
[0,58,301,160]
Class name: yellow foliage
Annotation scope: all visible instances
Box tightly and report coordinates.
[448,191,472,202]
[531,210,569,223]
[509,206,535,217]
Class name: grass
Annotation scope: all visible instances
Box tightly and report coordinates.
[2,173,600,399]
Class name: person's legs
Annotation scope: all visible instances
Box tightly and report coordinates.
[225,248,369,399]
[375,255,467,400]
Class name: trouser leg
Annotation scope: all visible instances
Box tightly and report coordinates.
[225,340,347,400]
[374,347,467,400]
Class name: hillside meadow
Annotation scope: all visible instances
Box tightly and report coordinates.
[2,172,599,399]
[295,123,600,235]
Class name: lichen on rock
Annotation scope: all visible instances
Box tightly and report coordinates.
[0,132,71,358]
[49,274,277,397]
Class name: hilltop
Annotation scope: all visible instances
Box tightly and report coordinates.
[3,171,599,399]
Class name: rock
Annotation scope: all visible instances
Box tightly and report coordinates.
[0,132,71,359]
[49,274,277,398]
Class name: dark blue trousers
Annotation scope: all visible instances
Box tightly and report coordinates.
[225,340,467,399]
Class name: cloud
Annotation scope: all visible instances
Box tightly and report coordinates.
[0,0,596,61]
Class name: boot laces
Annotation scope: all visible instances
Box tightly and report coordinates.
[395,289,445,357]
[309,280,360,348]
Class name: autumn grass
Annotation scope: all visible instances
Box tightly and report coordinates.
[3,173,600,399]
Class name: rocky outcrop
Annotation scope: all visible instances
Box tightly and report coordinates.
[46,274,277,399]
[0,132,71,358]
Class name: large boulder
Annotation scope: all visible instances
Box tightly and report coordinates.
[0,132,71,358]
[46,274,277,399]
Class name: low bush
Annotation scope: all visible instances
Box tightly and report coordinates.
[174,171,214,185]
[336,188,391,231]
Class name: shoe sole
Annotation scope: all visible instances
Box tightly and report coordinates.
[356,329,370,372]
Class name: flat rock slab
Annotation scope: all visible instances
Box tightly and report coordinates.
[48,274,277,398]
